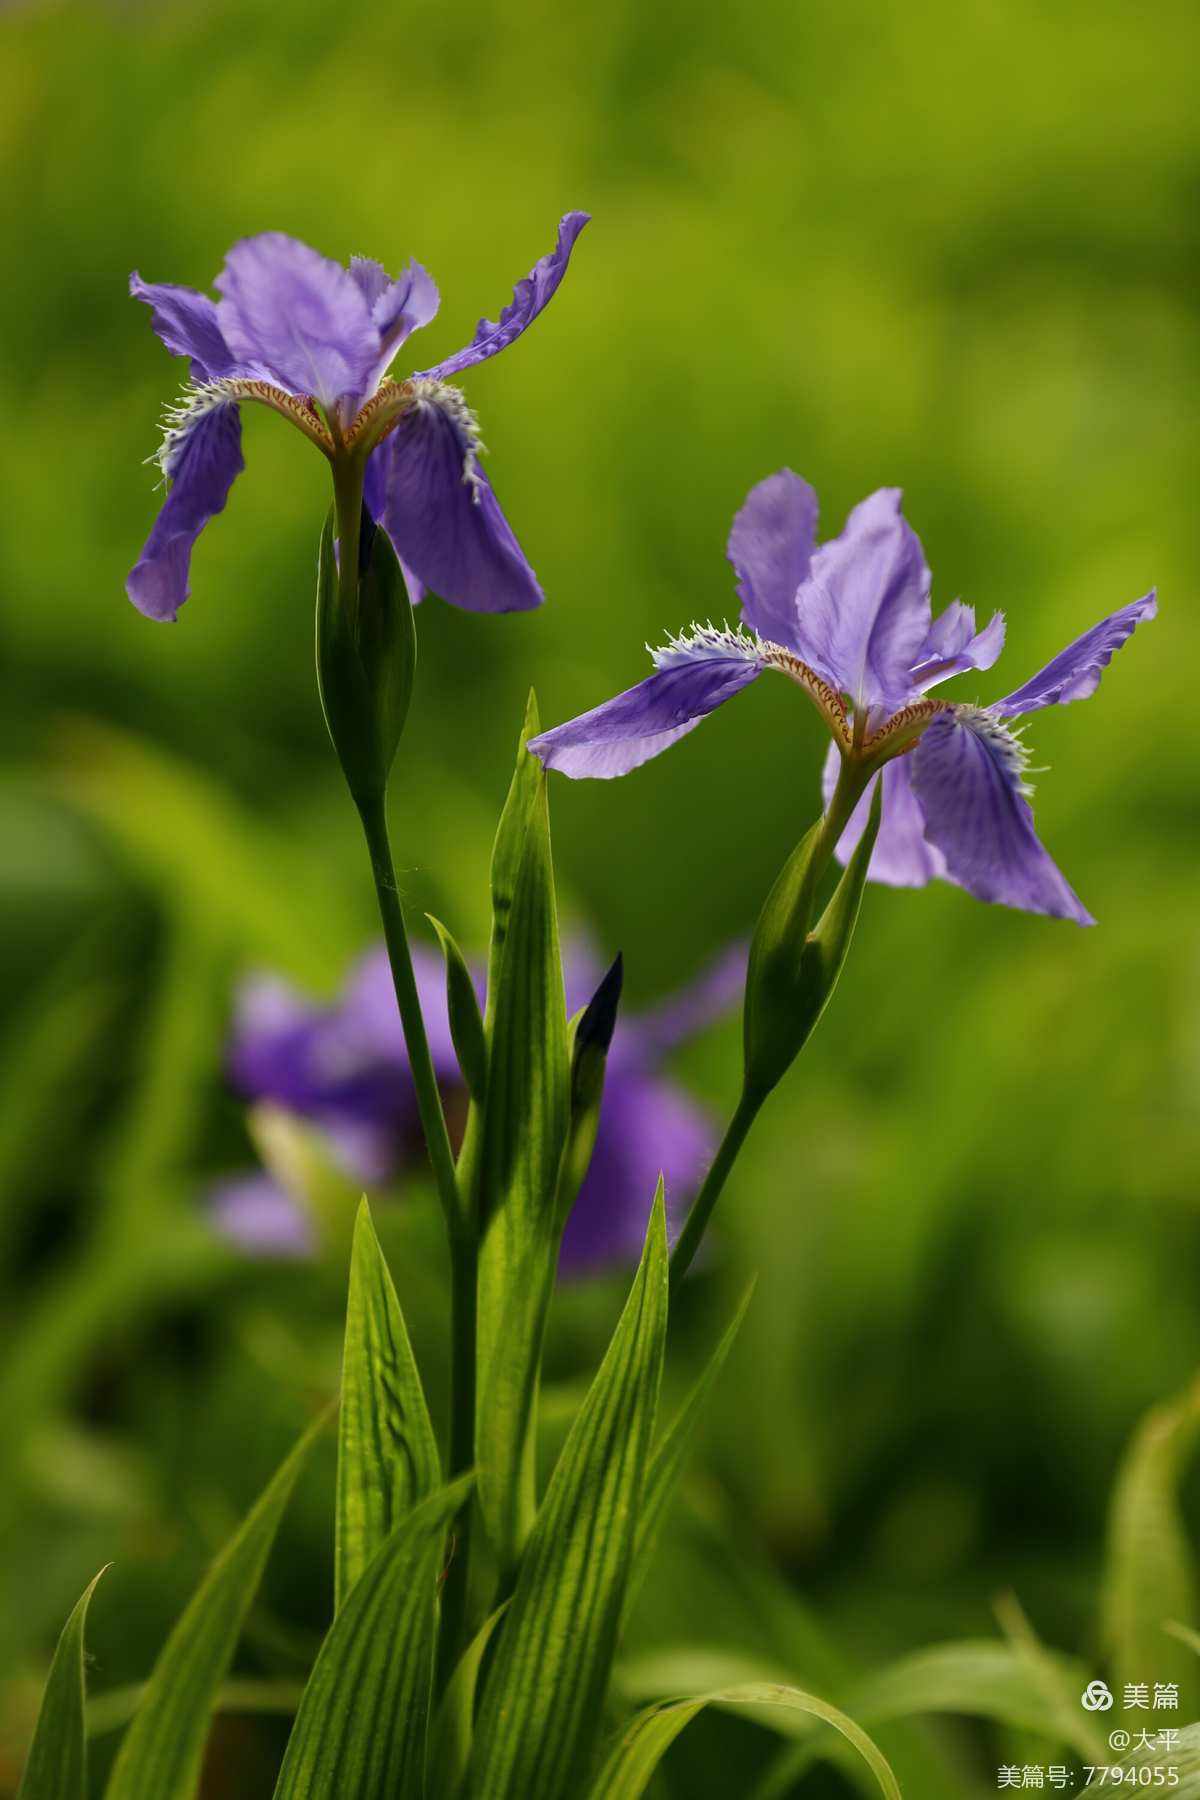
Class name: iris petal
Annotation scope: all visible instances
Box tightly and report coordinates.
[910,601,1006,690]
[529,639,765,778]
[911,709,1094,924]
[997,591,1157,717]
[215,232,379,408]
[125,402,244,620]
[129,273,238,382]
[791,488,933,707]
[727,469,819,653]
[418,211,590,381]
[210,1174,313,1258]
[349,255,441,396]
[372,385,543,613]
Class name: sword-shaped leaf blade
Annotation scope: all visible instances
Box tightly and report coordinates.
[17,1569,107,1800]
[336,1200,440,1610]
[104,1411,328,1800]
[589,1682,900,1800]
[468,1189,669,1800]
[475,694,571,1571]
[273,1476,474,1800]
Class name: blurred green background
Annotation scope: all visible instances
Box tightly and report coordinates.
[0,0,1195,1792]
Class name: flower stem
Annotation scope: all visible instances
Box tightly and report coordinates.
[328,454,477,1674]
[668,1085,764,1290]
[669,754,870,1290]
[356,796,474,1438]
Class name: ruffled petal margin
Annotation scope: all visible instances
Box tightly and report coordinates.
[911,708,1094,924]
[418,212,590,381]
[371,384,543,613]
[129,273,238,382]
[910,600,1006,691]
[126,402,244,621]
[997,590,1157,717]
[529,639,765,778]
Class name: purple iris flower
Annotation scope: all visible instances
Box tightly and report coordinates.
[127,213,589,621]
[529,471,1156,925]
[212,938,743,1274]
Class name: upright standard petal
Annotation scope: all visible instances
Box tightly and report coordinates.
[910,601,1006,691]
[372,380,543,612]
[529,629,766,778]
[791,488,933,708]
[821,741,948,887]
[727,469,819,652]
[349,255,441,394]
[130,273,238,382]
[125,401,244,620]
[418,211,590,381]
[910,708,1094,924]
[215,232,379,408]
[997,591,1157,717]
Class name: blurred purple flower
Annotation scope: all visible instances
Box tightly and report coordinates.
[211,1173,314,1259]
[127,214,589,620]
[214,938,743,1275]
[530,471,1156,925]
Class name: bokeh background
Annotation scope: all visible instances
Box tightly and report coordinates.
[0,0,1195,1792]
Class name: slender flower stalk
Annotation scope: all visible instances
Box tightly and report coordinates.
[668,1088,763,1289]
[669,750,870,1286]
[356,793,474,1443]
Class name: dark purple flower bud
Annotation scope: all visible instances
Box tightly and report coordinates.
[557,954,625,1224]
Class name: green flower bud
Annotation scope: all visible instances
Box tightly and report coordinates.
[315,506,416,807]
[427,913,488,1105]
[742,780,882,1098]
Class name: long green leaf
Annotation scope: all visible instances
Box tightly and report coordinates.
[336,1200,440,1611]
[428,1604,509,1800]
[483,690,543,1023]
[625,1281,754,1623]
[427,914,488,1104]
[994,1590,1106,1760]
[474,694,571,1569]
[848,1638,1097,1754]
[273,1476,474,1800]
[589,1681,900,1800]
[17,1568,106,1800]
[468,1188,669,1800]
[1121,1721,1200,1793]
[1103,1375,1200,1713]
[104,1410,329,1800]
